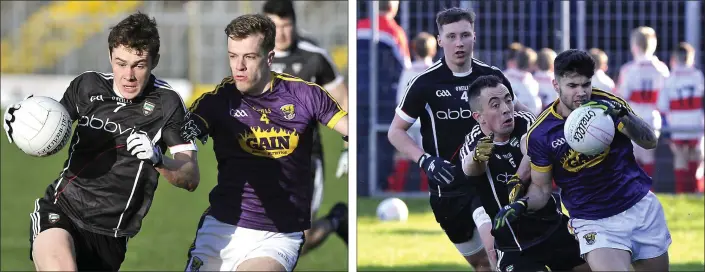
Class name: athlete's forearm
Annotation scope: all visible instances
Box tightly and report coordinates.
[388,128,425,162]
[330,84,349,112]
[525,169,552,210]
[618,112,658,149]
[462,151,486,176]
[516,156,531,181]
[156,153,200,192]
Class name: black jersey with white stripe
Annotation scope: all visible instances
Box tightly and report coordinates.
[45,71,196,238]
[396,58,516,194]
[460,111,563,251]
[271,40,344,158]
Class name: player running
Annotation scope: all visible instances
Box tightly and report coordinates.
[496,49,670,271]
[263,0,349,253]
[3,12,199,271]
[388,7,531,271]
[181,14,347,271]
[459,75,587,272]
[615,26,670,177]
[658,42,705,193]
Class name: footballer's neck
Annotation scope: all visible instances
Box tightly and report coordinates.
[479,123,510,142]
[555,101,573,118]
[245,72,274,96]
[447,57,473,74]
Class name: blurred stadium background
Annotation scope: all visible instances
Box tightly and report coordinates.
[0,1,347,270]
[357,0,704,270]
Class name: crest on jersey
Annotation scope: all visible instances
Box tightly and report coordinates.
[292,63,302,74]
[48,213,60,224]
[560,148,609,172]
[189,256,203,272]
[280,104,296,120]
[583,232,597,245]
[143,101,155,116]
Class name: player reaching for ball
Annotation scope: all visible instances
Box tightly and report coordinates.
[459,75,588,272]
[3,12,200,271]
[180,14,347,271]
[494,49,670,271]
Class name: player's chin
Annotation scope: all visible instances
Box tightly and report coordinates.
[120,86,141,99]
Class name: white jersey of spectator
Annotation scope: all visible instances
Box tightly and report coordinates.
[592,69,616,93]
[534,70,557,109]
[616,56,670,127]
[657,66,705,141]
[504,68,542,114]
[396,60,434,146]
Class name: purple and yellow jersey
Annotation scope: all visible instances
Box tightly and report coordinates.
[183,72,346,232]
[526,89,651,220]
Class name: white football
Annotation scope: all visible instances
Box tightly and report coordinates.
[376,198,409,222]
[7,96,73,157]
[564,105,615,156]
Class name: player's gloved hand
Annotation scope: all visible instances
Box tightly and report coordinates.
[127,133,163,166]
[418,153,456,186]
[472,134,495,162]
[506,174,527,202]
[336,148,348,178]
[3,94,33,143]
[493,197,528,231]
[583,99,628,119]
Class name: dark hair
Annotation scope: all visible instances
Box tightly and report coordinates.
[554,49,596,79]
[517,47,537,70]
[263,0,296,23]
[108,12,160,59]
[505,42,524,63]
[412,32,435,58]
[672,42,695,64]
[588,48,608,70]
[466,75,505,111]
[436,7,476,31]
[225,14,276,53]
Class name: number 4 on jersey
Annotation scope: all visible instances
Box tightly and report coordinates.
[461,91,468,102]
[260,113,270,124]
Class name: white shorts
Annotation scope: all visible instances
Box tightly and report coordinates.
[568,191,671,261]
[186,215,305,271]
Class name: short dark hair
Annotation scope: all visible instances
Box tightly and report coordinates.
[554,49,596,79]
[225,14,276,53]
[108,12,160,59]
[412,32,435,58]
[467,75,505,112]
[263,0,296,23]
[672,42,695,64]
[436,7,476,32]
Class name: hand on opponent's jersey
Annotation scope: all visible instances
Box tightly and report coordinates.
[127,133,163,166]
[583,99,628,119]
[3,94,33,143]
[472,134,495,162]
[418,153,456,186]
[506,174,527,202]
[493,197,528,231]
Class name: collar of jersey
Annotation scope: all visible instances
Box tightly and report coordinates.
[548,99,564,120]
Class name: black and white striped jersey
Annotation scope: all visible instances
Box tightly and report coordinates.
[396,57,515,194]
[44,71,196,238]
[460,111,564,251]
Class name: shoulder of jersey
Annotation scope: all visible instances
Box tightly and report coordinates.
[274,72,324,91]
[472,58,503,75]
[76,70,114,84]
[405,59,445,87]
[296,40,330,57]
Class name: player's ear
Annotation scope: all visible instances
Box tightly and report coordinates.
[552,78,559,93]
[472,111,481,122]
[267,51,275,66]
[437,35,442,47]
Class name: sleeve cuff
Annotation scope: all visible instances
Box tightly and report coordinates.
[169,141,198,155]
[395,107,417,124]
[530,162,552,173]
[326,111,347,129]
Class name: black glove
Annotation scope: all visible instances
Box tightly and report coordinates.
[418,153,456,186]
[583,99,628,119]
[493,197,528,231]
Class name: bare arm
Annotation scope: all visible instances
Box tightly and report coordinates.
[462,151,486,176]
[332,115,348,136]
[327,83,349,112]
[517,135,530,181]
[156,151,200,192]
[524,169,553,211]
[617,112,658,149]
[388,114,425,162]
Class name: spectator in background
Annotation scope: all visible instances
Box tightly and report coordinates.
[504,42,524,71]
[658,42,704,193]
[534,48,558,109]
[357,0,410,192]
[504,46,541,114]
[589,48,616,92]
[388,32,437,192]
[615,26,670,178]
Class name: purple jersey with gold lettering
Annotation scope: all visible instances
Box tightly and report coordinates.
[527,89,651,220]
[182,72,346,232]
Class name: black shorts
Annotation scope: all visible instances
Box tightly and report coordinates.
[29,197,128,271]
[496,215,585,272]
[429,193,484,244]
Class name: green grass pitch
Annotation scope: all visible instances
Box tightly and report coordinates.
[0,125,347,271]
[357,195,704,271]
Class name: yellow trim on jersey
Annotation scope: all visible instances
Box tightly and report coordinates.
[192,112,210,130]
[189,77,233,112]
[274,72,346,113]
[326,111,347,129]
[531,162,552,173]
[548,99,564,120]
[617,121,625,132]
[526,107,554,144]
